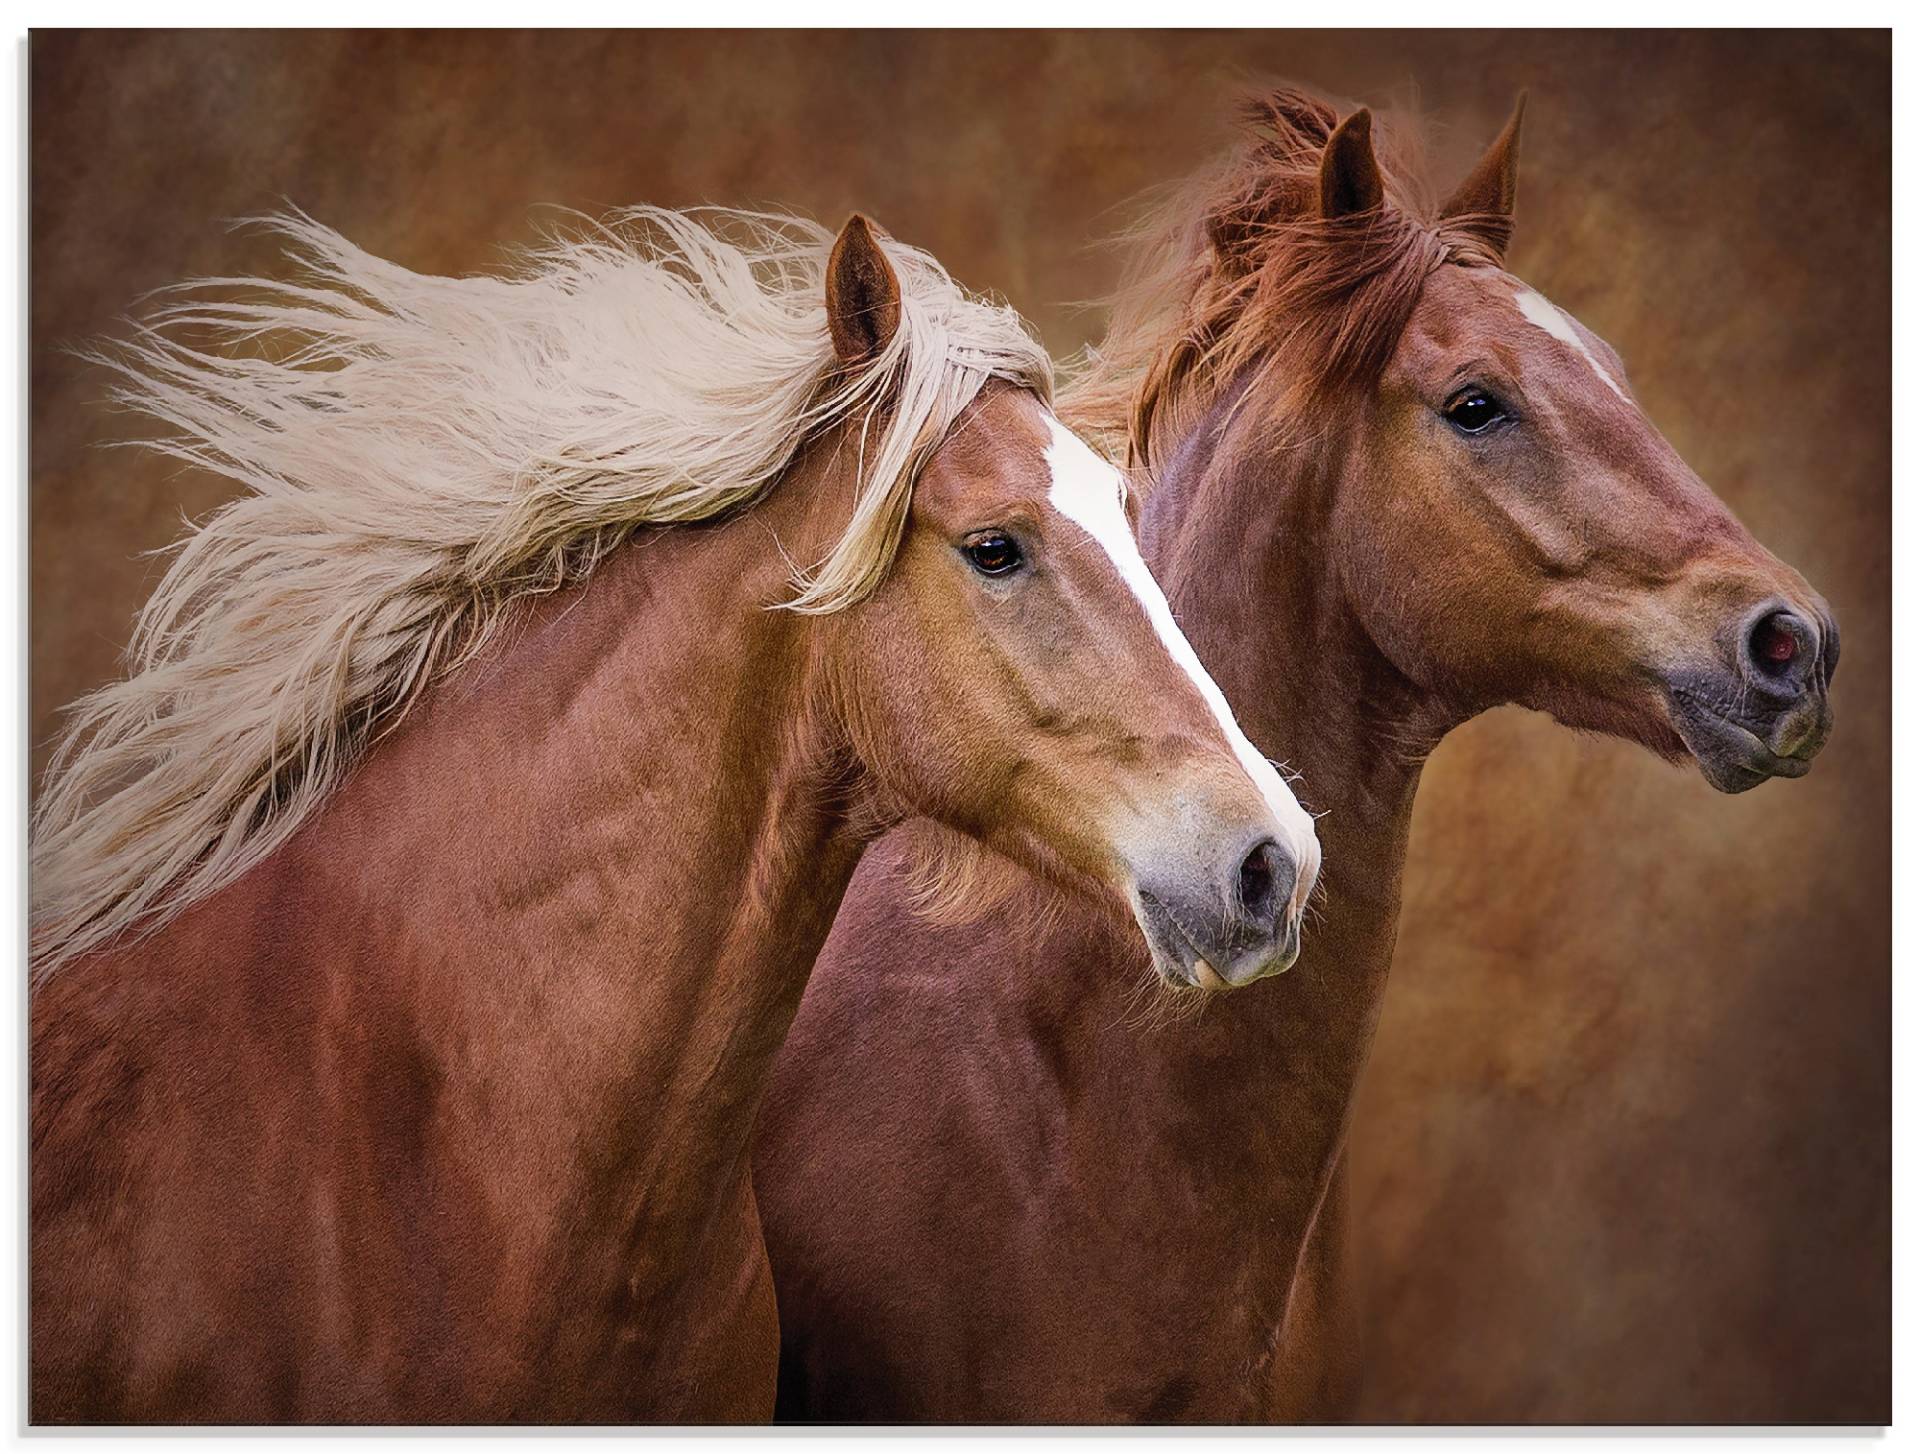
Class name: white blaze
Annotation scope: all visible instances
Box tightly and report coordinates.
[1041,416,1320,867]
[1513,287,1631,404]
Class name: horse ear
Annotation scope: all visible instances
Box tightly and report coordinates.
[825,214,902,364]
[1319,108,1385,219]
[1438,93,1527,260]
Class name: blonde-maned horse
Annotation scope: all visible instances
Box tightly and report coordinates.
[30,208,1320,1423]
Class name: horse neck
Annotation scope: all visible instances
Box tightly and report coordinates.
[1135,387,1454,1150]
[1146,391,1446,879]
[289,446,873,1215]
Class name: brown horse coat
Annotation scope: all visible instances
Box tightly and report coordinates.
[32,212,1316,1423]
[754,92,1839,1422]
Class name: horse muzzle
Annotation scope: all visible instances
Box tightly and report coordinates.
[1662,596,1838,794]
[1128,829,1317,989]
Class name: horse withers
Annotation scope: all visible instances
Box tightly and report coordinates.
[30,209,1318,1422]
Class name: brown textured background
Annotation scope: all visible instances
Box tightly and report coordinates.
[30,30,1889,1424]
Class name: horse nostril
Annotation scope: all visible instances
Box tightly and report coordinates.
[1235,838,1286,925]
[1745,609,1812,686]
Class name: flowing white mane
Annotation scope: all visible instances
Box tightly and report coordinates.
[32,206,1052,977]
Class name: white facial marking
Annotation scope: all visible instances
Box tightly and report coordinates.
[1513,287,1630,404]
[1041,417,1319,861]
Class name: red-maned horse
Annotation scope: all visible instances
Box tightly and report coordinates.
[755,93,1840,1421]
[30,208,1320,1422]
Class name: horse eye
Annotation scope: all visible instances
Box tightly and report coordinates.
[963,532,1023,577]
[1444,390,1508,435]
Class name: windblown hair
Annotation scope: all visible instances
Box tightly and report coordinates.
[32,206,1052,977]
[1063,87,1501,476]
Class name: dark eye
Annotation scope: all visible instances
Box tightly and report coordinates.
[963,532,1023,577]
[1444,389,1509,435]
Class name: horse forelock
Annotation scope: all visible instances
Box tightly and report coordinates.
[1060,85,1502,480]
[31,205,1052,978]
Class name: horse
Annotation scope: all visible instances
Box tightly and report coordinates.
[29,206,1323,1423]
[754,91,1840,1422]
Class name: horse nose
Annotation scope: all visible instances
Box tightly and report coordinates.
[1662,594,1838,791]
[1731,597,1837,763]
[1738,601,1834,701]
[1171,832,1303,987]
[1124,806,1318,991]
[1209,833,1304,984]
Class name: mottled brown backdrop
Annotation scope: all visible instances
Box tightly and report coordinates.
[30,30,1889,1424]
